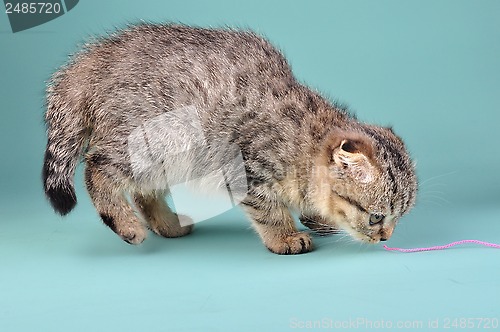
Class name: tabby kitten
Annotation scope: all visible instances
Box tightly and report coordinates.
[43,24,417,254]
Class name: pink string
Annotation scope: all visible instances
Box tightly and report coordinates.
[383,240,500,253]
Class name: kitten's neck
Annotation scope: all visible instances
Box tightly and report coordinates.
[275,85,358,211]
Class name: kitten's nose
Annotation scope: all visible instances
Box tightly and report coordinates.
[380,238,388,242]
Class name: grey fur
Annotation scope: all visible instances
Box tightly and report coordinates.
[43,24,417,254]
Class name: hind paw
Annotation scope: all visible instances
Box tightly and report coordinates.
[150,214,194,238]
[121,227,147,245]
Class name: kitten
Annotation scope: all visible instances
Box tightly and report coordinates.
[43,24,417,254]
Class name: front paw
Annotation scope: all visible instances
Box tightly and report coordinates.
[266,232,313,255]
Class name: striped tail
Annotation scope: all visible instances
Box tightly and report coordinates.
[42,90,87,215]
[42,145,79,215]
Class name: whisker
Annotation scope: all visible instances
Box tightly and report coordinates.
[418,192,451,207]
[419,170,457,187]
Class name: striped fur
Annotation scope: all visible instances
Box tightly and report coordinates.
[42,24,417,253]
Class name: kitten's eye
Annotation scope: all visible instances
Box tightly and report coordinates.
[369,214,385,226]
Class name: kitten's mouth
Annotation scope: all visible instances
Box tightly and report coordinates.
[303,218,384,243]
[356,237,383,245]
[345,228,381,244]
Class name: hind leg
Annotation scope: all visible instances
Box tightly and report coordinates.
[85,163,147,244]
[134,192,193,238]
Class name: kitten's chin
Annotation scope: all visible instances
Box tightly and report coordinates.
[344,228,380,244]
[363,237,382,244]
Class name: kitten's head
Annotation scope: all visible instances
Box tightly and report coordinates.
[310,126,417,243]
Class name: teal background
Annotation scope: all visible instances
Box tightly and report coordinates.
[1,1,499,331]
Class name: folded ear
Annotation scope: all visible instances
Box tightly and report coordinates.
[332,136,376,184]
